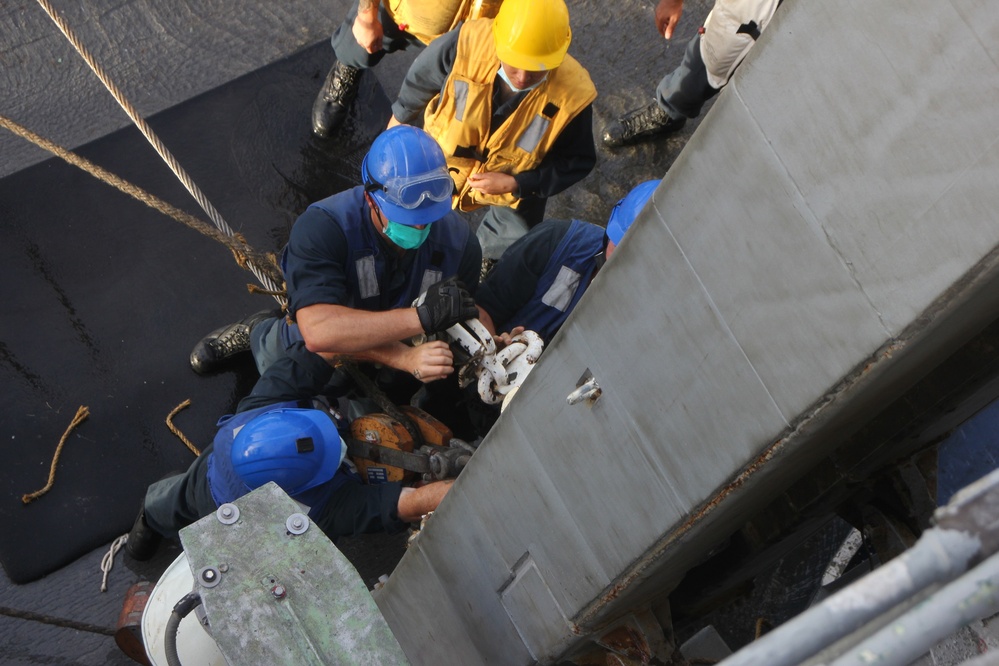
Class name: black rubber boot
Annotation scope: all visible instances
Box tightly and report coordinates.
[311,61,362,138]
[125,506,161,562]
[602,101,687,147]
[189,310,276,375]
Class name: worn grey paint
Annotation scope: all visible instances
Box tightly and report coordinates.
[181,483,407,665]
[375,0,999,663]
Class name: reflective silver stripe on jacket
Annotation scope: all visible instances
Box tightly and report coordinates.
[420,269,443,297]
[542,265,582,312]
[453,80,469,122]
[516,115,549,153]
[357,256,380,299]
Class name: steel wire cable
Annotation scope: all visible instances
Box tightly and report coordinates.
[33,0,286,305]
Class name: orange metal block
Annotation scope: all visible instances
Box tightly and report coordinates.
[350,413,416,484]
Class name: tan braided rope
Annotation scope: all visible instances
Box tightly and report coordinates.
[754,617,772,640]
[21,406,90,504]
[165,399,201,457]
[0,115,285,291]
[32,0,286,306]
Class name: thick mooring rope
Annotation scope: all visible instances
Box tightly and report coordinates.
[32,0,286,306]
[21,405,90,504]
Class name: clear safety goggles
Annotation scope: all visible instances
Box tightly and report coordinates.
[365,169,454,209]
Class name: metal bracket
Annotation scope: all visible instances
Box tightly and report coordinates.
[568,369,602,406]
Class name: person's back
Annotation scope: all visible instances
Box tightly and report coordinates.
[463,181,661,437]
[476,180,661,344]
[126,352,455,561]
[476,218,605,345]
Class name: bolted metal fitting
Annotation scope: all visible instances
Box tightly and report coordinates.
[216,503,240,525]
[286,513,310,535]
[567,376,602,406]
[428,452,446,480]
[199,566,222,588]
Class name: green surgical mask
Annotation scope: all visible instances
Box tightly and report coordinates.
[385,220,432,250]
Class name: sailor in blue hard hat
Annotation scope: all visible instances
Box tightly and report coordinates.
[460,180,659,435]
[127,386,455,561]
[188,126,482,397]
[476,179,659,344]
[604,179,659,259]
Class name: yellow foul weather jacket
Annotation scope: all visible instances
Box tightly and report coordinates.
[383,0,503,45]
[422,19,597,212]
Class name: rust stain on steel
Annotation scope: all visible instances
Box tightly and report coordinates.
[597,625,651,662]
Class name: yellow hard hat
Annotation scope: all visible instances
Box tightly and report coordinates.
[492,0,571,71]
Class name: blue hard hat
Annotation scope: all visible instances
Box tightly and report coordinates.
[606,180,660,245]
[361,126,455,226]
[230,408,346,495]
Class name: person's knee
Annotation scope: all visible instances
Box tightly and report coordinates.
[250,317,284,375]
[477,206,533,259]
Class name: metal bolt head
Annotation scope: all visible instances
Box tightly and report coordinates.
[199,566,221,588]
[286,513,310,535]
[216,503,240,524]
[271,585,286,599]
[429,454,445,479]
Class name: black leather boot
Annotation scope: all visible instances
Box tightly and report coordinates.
[125,506,162,562]
[602,101,686,147]
[311,61,362,138]
[189,310,276,374]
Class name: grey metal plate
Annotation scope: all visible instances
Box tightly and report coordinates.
[376,531,535,665]
[652,93,890,419]
[376,0,999,662]
[736,0,999,333]
[180,483,407,665]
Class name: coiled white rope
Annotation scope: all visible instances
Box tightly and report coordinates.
[100,534,128,592]
[33,0,286,306]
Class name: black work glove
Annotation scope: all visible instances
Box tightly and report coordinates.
[416,277,477,334]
